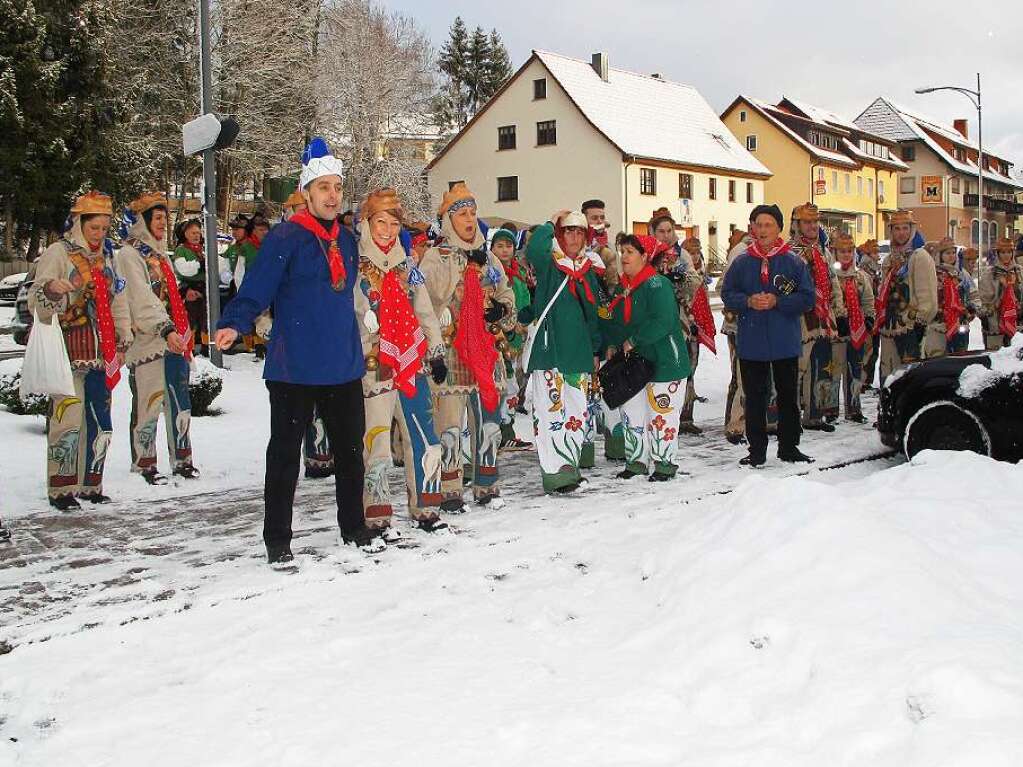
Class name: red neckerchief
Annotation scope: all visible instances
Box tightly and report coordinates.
[801,237,834,332]
[747,238,790,284]
[246,234,261,249]
[998,268,1019,337]
[372,237,397,253]
[183,241,204,258]
[157,257,194,360]
[376,268,426,397]
[453,264,499,412]
[555,256,597,304]
[840,269,867,349]
[608,264,656,323]
[940,271,964,341]
[290,210,346,289]
[501,257,524,284]
[692,284,717,354]
[86,244,121,390]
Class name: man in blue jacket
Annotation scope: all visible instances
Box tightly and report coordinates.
[214,138,372,564]
[722,205,816,467]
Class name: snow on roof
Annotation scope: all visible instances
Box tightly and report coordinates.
[842,138,909,171]
[743,97,858,168]
[535,50,769,177]
[783,97,859,133]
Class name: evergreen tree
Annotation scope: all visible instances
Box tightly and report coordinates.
[433,17,513,134]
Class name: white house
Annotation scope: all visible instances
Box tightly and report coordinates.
[426,50,771,262]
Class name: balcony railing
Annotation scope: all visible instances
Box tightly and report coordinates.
[963,193,1023,215]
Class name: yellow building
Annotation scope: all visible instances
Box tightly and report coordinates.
[721,96,907,245]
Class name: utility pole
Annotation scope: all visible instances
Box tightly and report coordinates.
[198,0,222,368]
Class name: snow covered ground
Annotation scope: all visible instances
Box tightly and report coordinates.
[2,313,1022,765]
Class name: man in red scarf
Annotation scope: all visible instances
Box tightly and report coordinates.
[789,203,845,431]
[830,234,875,423]
[419,183,517,512]
[980,237,1023,350]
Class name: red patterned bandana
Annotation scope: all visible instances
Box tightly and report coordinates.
[157,257,194,360]
[874,267,897,334]
[692,285,717,354]
[290,210,346,289]
[747,238,790,284]
[377,269,426,398]
[803,240,833,330]
[89,261,121,390]
[608,264,656,323]
[555,257,596,303]
[998,272,1018,337]
[842,275,867,350]
[454,264,499,412]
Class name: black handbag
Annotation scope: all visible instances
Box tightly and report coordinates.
[598,349,655,410]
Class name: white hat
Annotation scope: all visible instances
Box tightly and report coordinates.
[299,137,344,190]
[560,211,587,229]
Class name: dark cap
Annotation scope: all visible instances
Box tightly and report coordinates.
[581,199,605,213]
[749,204,784,230]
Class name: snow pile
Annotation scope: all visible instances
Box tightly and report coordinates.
[958,335,1023,398]
[3,451,1023,765]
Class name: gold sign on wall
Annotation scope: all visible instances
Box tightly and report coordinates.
[921,175,944,204]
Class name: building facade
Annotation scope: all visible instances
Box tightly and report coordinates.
[721,96,906,245]
[426,50,769,264]
[855,97,1022,248]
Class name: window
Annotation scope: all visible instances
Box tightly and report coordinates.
[989,221,998,245]
[844,174,851,194]
[902,146,916,162]
[536,120,556,146]
[867,178,874,199]
[497,176,518,202]
[497,125,516,151]
[867,213,874,233]
[953,147,966,162]
[679,173,692,200]
[951,177,961,194]
[533,78,546,100]
[856,176,863,196]
[640,167,656,195]
[709,177,717,200]
[739,110,747,123]
[831,170,838,191]
[857,215,864,234]
[746,182,754,204]
[727,179,736,202]
[878,179,886,202]
[448,180,465,190]
[971,219,980,246]
[900,176,916,194]
[807,130,839,151]
[746,134,758,152]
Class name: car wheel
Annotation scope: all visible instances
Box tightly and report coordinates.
[903,399,992,461]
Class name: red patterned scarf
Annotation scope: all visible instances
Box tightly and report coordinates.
[454,265,499,412]
[87,255,121,390]
[873,267,897,334]
[841,275,868,350]
[157,257,194,360]
[692,284,717,354]
[607,264,656,323]
[940,272,964,341]
[803,239,833,328]
[998,272,1019,337]
[377,268,426,398]
[554,256,597,303]
[747,238,790,284]
[290,210,346,289]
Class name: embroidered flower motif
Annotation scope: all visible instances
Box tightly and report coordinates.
[565,416,583,432]
[651,415,666,431]
[663,428,677,441]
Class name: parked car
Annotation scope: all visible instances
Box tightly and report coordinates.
[877,346,1023,461]
[12,263,36,345]
[0,271,27,304]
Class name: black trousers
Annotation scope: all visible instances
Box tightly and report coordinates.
[264,379,366,548]
[739,357,800,460]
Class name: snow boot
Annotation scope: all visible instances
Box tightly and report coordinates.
[616,468,642,480]
[173,464,200,479]
[49,496,81,512]
[341,525,386,554]
[778,448,815,463]
[440,499,469,514]
[266,543,294,566]
[739,454,766,468]
[141,467,168,485]
[417,518,449,533]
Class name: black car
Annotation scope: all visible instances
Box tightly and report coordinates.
[877,347,1023,461]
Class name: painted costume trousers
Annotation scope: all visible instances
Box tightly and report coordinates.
[924,325,969,358]
[724,334,745,437]
[580,373,601,468]
[364,376,443,527]
[680,337,700,424]
[829,339,868,419]
[621,380,685,476]
[129,353,192,473]
[434,389,501,504]
[47,368,112,500]
[799,336,833,425]
[878,329,923,384]
[529,369,588,492]
[303,407,334,472]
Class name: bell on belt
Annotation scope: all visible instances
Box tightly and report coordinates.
[488,323,499,334]
[365,355,379,371]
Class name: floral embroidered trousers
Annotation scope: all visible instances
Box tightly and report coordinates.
[620,380,685,477]
[128,353,192,473]
[47,368,112,500]
[529,369,588,492]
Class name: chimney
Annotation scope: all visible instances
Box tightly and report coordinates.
[651,73,664,80]
[591,52,608,82]
[953,119,969,140]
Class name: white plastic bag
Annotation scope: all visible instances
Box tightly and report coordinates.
[20,310,75,398]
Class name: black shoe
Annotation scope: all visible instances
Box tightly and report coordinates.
[173,464,200,479]
[341,525,386,552]
[440,499,469,514]
[266,544,294,565]
[49,496,81,511]
[739,454,766,468]
[803,421,835,433]
[254,346,266,360]
[553,482,579,494]
[304,465,334,479]
[80,493,113,504]
[141,467,168,485]
[778,448,815,463]
[846,413,868,424]
[725,432,747,445]
[616,469,642,480]
[0,523,11,541]
[417,518,449,533]
[648,471,673,482]
[695,395,709,404]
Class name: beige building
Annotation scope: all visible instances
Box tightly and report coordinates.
[855,97,1023,248]
[426,50,770,264]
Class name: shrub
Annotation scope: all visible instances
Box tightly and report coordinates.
[0,372,49,416]
[189,363,223,417]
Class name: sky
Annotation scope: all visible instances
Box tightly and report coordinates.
[387,0,1023,174]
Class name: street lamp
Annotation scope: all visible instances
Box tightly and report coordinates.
[915,74,983,253]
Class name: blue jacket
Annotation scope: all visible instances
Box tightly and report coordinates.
[721,248,815,361]
[218,221,365,385]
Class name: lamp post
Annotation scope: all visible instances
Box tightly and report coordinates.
[915,74,983,253]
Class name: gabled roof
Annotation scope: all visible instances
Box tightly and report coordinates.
[727,96,858,168]
[427,50,770,178]
[855,97,1021,190]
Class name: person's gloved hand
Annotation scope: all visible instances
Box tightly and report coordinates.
[363,310,379,333]
[430,357,448,384]
[836,316,850,336]
[484,303,507,323]
[467,248,487,266]
[438,307,452,327]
